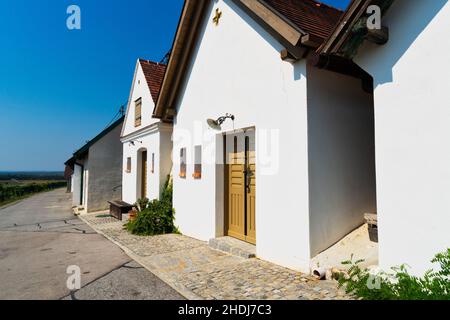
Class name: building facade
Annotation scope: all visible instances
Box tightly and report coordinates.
[154,0,377,273]
[121,59,173,205]
[66,117,124,213]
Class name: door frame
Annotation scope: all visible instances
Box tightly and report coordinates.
[136,148,148,199]
[223,127,256,244]
[78,163,84,206]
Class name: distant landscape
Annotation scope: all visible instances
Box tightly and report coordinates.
[0,171,65,182]
[0,171,67,207]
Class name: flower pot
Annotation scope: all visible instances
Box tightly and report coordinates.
[129,210,138,222]
[368,224,378,243]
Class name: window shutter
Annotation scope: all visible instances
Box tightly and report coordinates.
[135,98,142,127]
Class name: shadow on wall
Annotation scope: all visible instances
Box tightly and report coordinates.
[358,0,448,87]
[224,0,307,81]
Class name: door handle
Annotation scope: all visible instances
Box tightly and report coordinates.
[244,168,253,192]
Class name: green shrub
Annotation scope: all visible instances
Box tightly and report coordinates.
[126,177,179,236]
[0,181,67,206]
[338,249,450,300]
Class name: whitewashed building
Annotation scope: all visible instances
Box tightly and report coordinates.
[65,116,124,213]
[121,59,173,204]
[153,0,377,273]
[318,0,450,275]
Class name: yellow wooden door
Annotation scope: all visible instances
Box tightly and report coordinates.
[227,141,246,241]
[142,151,147,198]
[226,131,256,244]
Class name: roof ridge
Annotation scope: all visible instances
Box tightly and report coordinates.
[309,0,345,12]
[138,58,167,67]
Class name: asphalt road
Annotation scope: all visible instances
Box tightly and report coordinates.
[0,189,184,300]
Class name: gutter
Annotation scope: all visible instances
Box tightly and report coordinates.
[153,0,210,122]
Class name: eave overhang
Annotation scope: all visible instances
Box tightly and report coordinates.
[318,0,395,59]
[153,0,210,122]
[153,0,336,123]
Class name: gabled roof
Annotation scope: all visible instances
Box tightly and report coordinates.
[71,116,125,160]
[153,0,344,122]
[264,0,342,41]
[138,59,167,102]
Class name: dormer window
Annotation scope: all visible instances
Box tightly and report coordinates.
[135,98,142,127]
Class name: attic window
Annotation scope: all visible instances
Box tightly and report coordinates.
[135,98,142,127]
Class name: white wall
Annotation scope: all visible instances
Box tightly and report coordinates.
[82,159,89,209]
[355,0,450,275]
[172,0,311,272]
[307,65,377,257]
[72,164,83,206]
[70,175,74,193]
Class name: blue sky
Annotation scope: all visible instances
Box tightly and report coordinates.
[0,0,350,171]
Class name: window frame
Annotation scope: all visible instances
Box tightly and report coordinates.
[193,145,202,179]
[134,98,142,127]
[151,153,155,174]
[179,148,187,179]
[126,157,132,173]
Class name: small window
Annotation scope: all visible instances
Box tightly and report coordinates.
[135,98,142,127]
[180,148,187,179]
[151,153,155,174]
[193,145,202,179]
[126,157,131,173]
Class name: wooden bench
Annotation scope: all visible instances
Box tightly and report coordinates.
[108,200,134,221]
[364,213,378,243]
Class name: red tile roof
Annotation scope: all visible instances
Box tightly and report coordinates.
[264,0,343,41]
[138,59,167,102]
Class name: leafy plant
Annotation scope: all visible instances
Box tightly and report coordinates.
[135,197,150,212]
[338,249,450,300]
[126,177,179,236]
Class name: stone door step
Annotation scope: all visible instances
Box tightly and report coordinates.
[209,237,256,259]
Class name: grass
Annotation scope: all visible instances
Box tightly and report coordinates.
[96,214,112,218]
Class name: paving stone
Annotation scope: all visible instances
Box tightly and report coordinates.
[82,213,352,301]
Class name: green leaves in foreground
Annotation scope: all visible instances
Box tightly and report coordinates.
[338,249,450,300]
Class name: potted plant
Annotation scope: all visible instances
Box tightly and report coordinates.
[128,209,138,222]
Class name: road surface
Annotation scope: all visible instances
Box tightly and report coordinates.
[0,189,184,300]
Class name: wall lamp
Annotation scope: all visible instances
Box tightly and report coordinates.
[207,113,235,130]
[129,140,143,146]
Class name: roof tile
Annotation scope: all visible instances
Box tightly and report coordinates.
[264,0,343,41]
[138,59,167,102]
